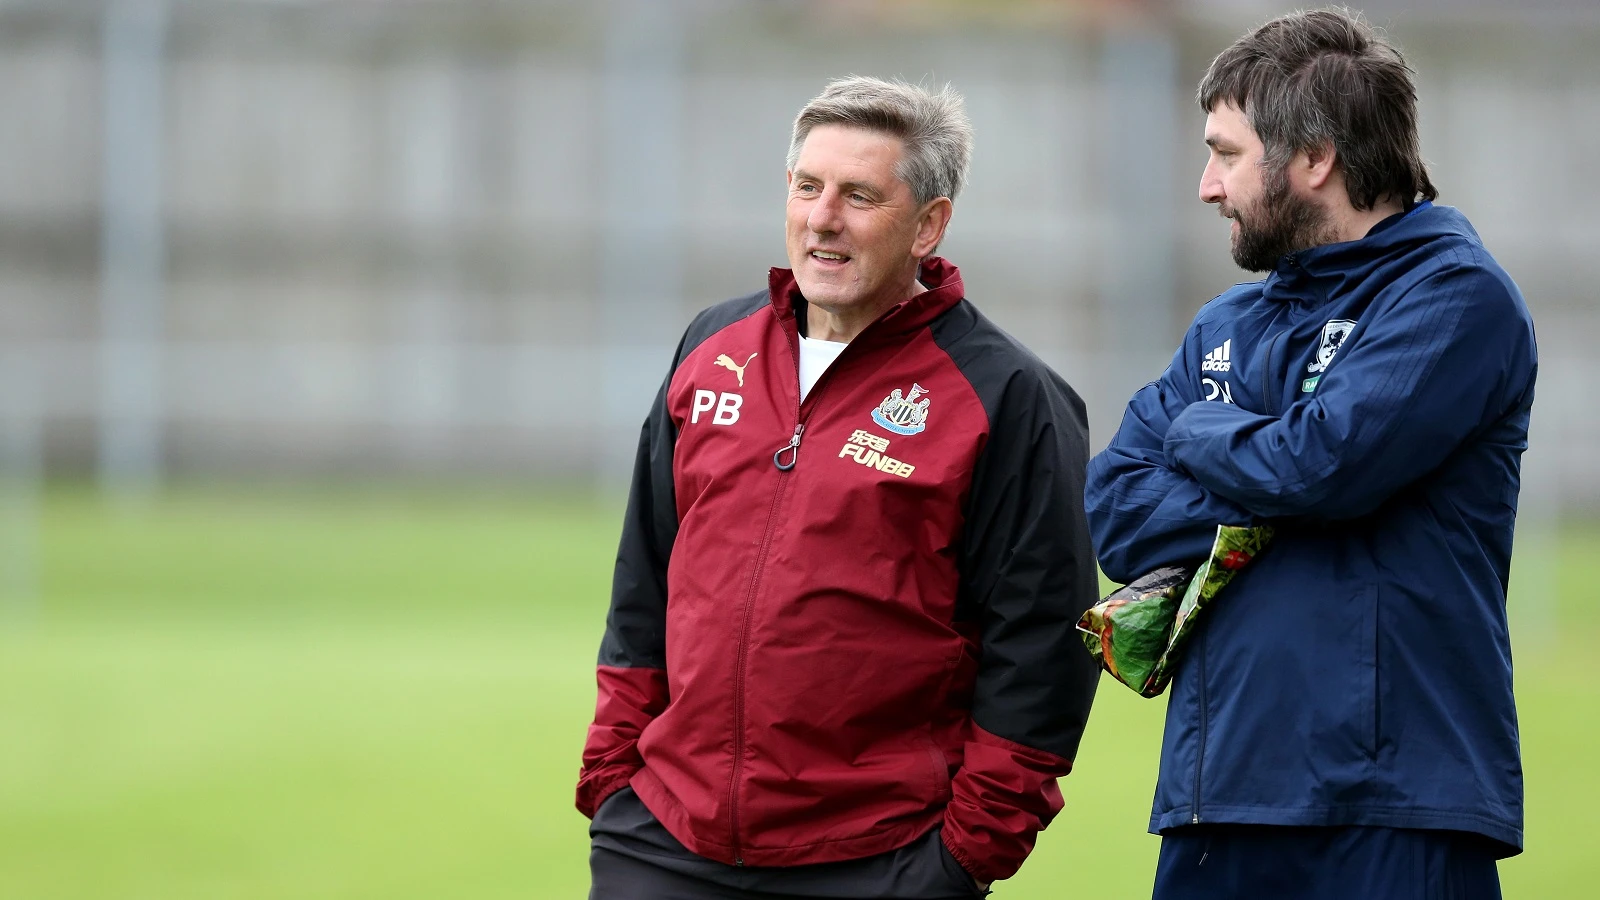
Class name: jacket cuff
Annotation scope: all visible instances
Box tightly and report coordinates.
[940,819,1004,883]
[941,829,976,875]
[940,725,1072,884]
[575,766,639,819]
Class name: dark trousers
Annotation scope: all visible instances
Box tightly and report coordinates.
[590,845,819,900]
[588,787,981,900]
[1153,825,1502,900]
[589,844,983,900]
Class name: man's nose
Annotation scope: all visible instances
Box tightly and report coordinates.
[1199,160,1224,204]
[808,188,844,233]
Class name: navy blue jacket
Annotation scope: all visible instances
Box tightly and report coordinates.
[1085,202,1535,854]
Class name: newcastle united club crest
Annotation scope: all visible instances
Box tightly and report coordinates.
[872,383,931,436]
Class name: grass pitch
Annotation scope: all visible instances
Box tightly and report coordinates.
[0,486,1594,898]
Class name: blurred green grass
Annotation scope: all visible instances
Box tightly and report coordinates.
[0,486,1594,898]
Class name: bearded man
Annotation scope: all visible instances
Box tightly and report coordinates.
[1086,9,1536,899]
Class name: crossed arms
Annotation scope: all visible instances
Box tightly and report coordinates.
[1087,264,1532,583]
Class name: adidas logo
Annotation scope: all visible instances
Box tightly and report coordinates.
[1201,339,1232,373]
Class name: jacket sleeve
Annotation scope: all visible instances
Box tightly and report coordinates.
[1085,338,1257,583]
[940,368,1102,885]
[1164,263,1535,521]
[575,366,679,818]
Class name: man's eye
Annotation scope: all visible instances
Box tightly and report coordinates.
[796,184,818,193]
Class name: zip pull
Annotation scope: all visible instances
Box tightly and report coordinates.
[773,424,804,471]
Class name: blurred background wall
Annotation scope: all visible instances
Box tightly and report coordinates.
[3,3,1598,896]
[1,0,1596,503]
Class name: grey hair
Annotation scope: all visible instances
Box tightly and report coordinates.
[786,76,973,206]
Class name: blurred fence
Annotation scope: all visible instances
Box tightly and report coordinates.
[0,0,1597,515]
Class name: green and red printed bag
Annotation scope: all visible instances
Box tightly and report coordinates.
[1077,524,1274,698]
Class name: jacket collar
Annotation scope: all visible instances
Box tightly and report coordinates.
[767,257,966,338]
[1261,201,1462,302]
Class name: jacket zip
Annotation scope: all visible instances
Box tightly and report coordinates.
[1191,623,1208,824]
[1261,256,1302,416]
[1261,330,1287,417]
[727,316,863,864]
[773,424,804,470]
[1210,314,1284,822]
[1193,274,1285,823]
[727,445,795,865]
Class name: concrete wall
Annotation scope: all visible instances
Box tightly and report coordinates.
[1,0,1595,510]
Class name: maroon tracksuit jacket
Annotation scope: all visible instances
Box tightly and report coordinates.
[576,259,1101,885]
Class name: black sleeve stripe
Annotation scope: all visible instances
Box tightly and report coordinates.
[929,300,1102,760]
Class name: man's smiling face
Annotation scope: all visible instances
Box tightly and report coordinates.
[785,124,927,320]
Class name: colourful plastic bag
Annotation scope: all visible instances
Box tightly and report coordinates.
[1077,525,1274,697]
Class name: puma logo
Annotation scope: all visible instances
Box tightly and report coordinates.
[714,352,758,387]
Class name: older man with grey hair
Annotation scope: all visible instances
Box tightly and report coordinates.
[577,76,1101,899]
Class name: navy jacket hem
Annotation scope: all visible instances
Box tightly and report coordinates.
[1150,804,1522,858]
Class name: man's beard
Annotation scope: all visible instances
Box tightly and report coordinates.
[1229,163,1335,272]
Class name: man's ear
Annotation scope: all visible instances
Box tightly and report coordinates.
[911,197,954,259]
[1301,140,1338,191]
